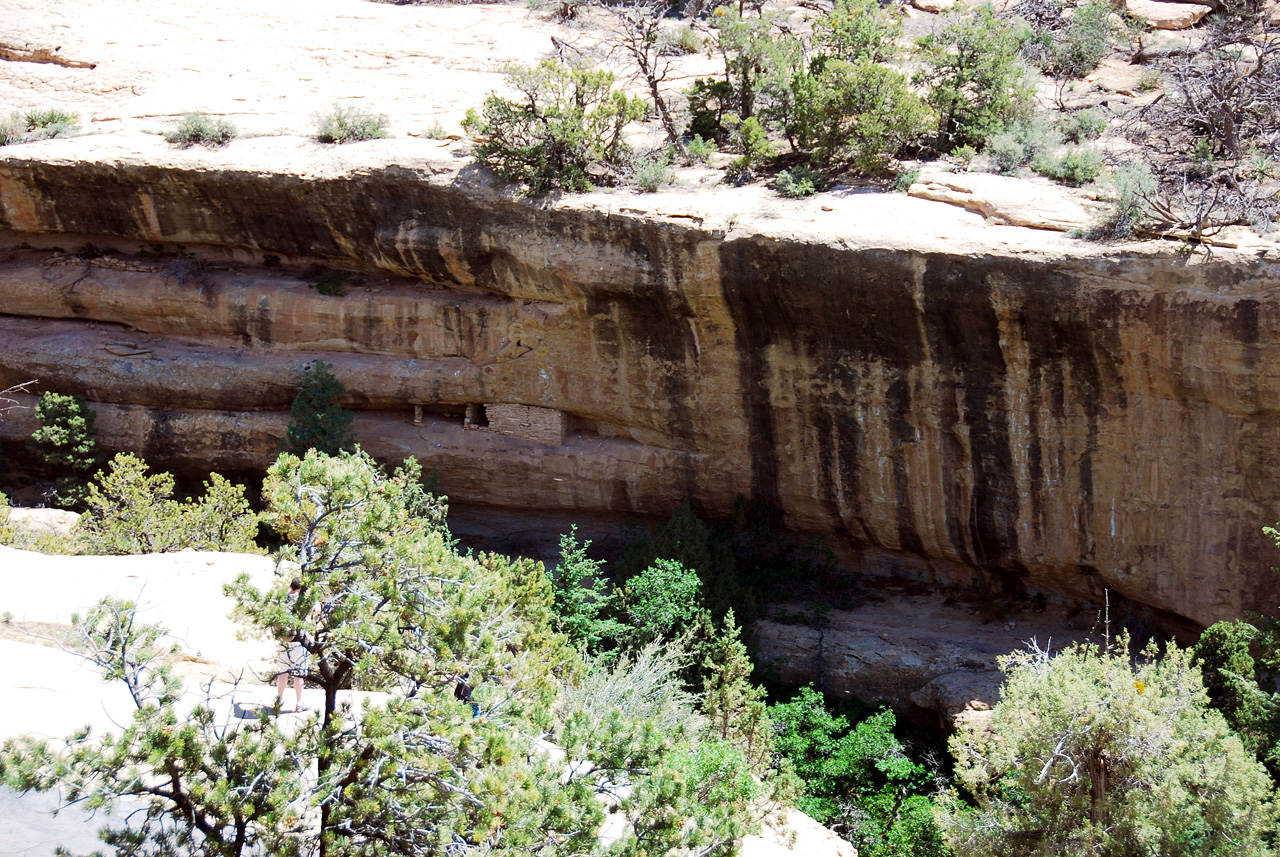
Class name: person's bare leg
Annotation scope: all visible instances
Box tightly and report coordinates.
[294,676,305,709]
[276,672,287,709]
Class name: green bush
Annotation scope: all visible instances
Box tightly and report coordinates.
[685,134,717,163]
[309,269,363,296]
[164,112,236,148]
[23,108,80,141]
[1048,2,1115,78]
[728,116,776,176]
[632,150,674,192]
[548,526,625,655]
[0,108,80,146]
[78,453,260,555]
[1082,161,1155,239]
[313,103,389,144]
[282,360,355,457]
[1033,146,1103,186]
[422,119,448,139]
[775,164,825,198]
[1059,107,1106,143]
[791,59,931,173]
[812,0,903,64]
[916,6,1036,151]
[465,60,645,195]
[29,391,102,509]
[771,687,947,857]
[685,78,738,144]
[940,638,1278,856]
[624,558,703,645]
[981,114,1061,173]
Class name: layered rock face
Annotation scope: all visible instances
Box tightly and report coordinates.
[3,143,1280,627]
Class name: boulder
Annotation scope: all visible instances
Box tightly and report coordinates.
[6,507,80,537]
[1124,0,1212,29]
[907,166,1092,231]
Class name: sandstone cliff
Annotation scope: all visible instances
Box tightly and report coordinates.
[3,135,1280,629]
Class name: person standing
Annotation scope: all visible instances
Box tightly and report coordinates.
[275,578,311,713]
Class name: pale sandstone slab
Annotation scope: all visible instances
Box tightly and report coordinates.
[0,545,277,678]
[908,166,1093,232]
[1124,0,1212,29]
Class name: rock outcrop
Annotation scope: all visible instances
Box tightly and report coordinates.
[3,138,1280,631]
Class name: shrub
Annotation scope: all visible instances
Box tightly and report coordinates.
[939,638,1279,856]
[685,134,717,163]
[1083,161,1155,239]
[309,269,363,296]
[894,168,920,192]
[422,119,448,139]
[0,108,80,146]
[812,0,903,64]
[706,7,795,129]
[728,116,776,176]
[163,112,236,148]
[1032,146,1103,186]
[686,77,738,144]
[23,108,80,141]
[792,59,931,173]
[980,114,1061,174]
[1059,106,1106,143]
[313,103,389,144]
[548,525,625,654]
[916,6,1037,151]
[282,360,355,457]
[29,391,102,509]
[771,687,947,857]
[0,113,22,146]
[632,150,674,192]
[775,164,825,198]
[624,558,703,645]
[1137,67,1162,93]
[1047,2,1115,78]
[659,23,702,55]
[78,453,260,554]
[465,60,645,195]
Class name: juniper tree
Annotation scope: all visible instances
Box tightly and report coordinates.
[29,391,103,508]
[940,637,1279,857]
[282,361,355,457]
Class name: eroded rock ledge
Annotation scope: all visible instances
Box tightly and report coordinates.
[3,139,1280,628]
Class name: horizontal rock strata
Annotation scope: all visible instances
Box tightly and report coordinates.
[3,144,1280,628]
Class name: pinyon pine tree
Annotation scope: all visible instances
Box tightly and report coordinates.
[3,450,769,857]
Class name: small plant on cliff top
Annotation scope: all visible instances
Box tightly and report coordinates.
[282,360,355,457]
[23,108,80,141]
[165,112,237,148]
[0,108,80,146]
[313,103,388,144]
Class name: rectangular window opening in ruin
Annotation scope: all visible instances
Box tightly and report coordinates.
[465,403,489,429]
